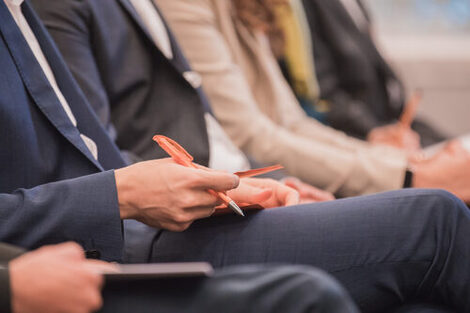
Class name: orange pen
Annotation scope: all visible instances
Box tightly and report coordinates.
[400,90,422,128]
[153,135,283,216]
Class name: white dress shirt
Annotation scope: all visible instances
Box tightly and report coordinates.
[129,0,173,59]
[130,0,250,172]
[4,0,98,159]
[338,0,368,31]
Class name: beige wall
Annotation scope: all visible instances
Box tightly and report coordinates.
[378,35,470,137]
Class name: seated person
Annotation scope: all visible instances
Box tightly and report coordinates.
[294,0,446,146]
[29,0,334,204]
[0,1,470,312]
[33,0,468,200]
[1,242,357,313]
[154,0,468,199]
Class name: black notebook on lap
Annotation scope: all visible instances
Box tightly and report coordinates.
[104,262,214,281]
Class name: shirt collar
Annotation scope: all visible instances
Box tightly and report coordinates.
[5,0,24,6]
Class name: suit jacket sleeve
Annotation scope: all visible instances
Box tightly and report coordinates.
[156,0,408,197]
[0,171,123,262]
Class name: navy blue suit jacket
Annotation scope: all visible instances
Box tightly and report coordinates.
[31,0,211,166]
[0,0,127,261]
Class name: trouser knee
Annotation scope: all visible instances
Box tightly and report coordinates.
[276,266,359,313]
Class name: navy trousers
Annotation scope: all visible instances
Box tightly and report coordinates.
[149,189,470,312]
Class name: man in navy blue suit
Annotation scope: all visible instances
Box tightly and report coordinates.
[2,0,470,312]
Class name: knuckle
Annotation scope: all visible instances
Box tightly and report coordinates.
[171,222,192,232]
[178,222,192,232]
[63,242,85,257]
[200,193,218,206]
[176,194,195,208]
[173,213,191,224]
[265,178,277,184]
[87,291,103,311]
[81,269,102,287]
[92,272,104,288]
[37,245,54,254]
[187,173,203,187]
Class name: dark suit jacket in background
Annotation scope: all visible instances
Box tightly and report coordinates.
[0,0,126,261]
[301,0,445,145]
[31,0,211,166]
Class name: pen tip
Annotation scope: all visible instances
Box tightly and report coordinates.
[229,201,245,217]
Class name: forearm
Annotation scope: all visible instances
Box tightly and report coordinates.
[291,113,370,151]
[0,171,123,261]
[241,120,407,196]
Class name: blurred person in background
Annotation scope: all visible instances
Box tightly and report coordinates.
[156,0,470,200]
[289,0,447,147]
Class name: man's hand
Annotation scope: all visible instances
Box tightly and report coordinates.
[227,177,300,208]
[368,123,421,153]
[412,141,470,203]
[10,242,116,313]
[115,158,240,231]
[283,177,335,203]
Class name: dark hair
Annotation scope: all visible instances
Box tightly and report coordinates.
[232,0,288,57]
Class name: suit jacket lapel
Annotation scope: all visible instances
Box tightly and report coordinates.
[22,2,127,170]
[118,0,192,73]
[0,1,125,171]
[325,0,398,88]
[29,3,128,170]
[0,1,102,170]
[328,0,367,34]
[150,3,191,73]
[355,0,371,23]
[118,0,212,113]
[117,0,157,47]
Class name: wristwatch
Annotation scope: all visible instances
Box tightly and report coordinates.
[403,168,414,188]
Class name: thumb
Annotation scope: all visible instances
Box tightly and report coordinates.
[84,260,120,274]
[46,242,85,260]
[228,186,273,205]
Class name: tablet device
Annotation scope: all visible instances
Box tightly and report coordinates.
[104,262,214,281]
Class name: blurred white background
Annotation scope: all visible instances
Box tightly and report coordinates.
[364,0,470,137]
